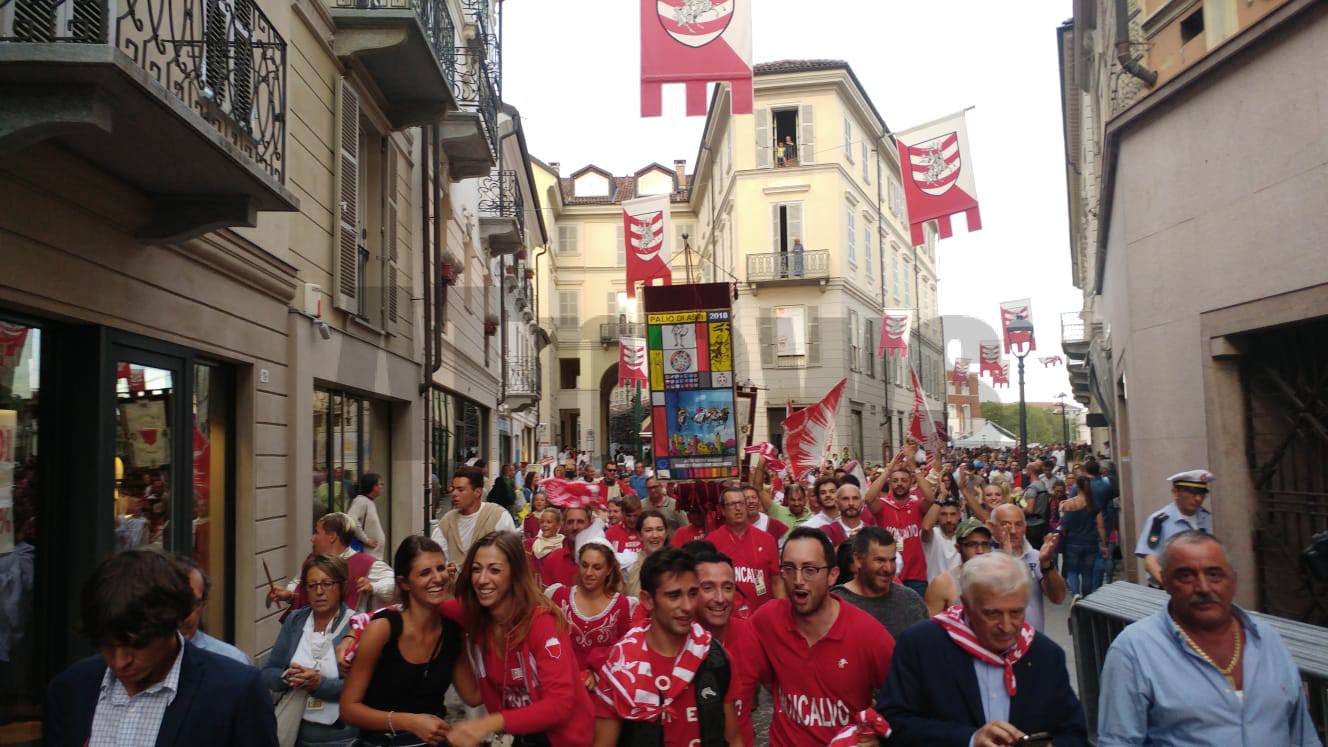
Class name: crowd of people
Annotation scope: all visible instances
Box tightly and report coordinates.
[41,445,1322,746]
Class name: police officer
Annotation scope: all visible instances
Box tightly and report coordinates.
[1135,469,1214,587]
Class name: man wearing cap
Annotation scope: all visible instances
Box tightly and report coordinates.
[924,517,995,616]
[1135,470,1214,587]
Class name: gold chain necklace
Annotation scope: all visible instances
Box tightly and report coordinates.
[1173,617,1242,688]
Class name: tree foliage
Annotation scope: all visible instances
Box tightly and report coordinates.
[980,402,1070,446]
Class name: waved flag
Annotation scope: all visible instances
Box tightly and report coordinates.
[744,442,786,472]
[540,478,608,511]
[782,379,847,481]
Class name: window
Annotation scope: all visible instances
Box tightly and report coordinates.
[865,318,876,378]
[903,258,913,307]
[843,117,853,161]
[888,177,904,220]
[557,225,579,256]
[851,410,864,460]
[863,220,873,281]
[774,306,806,356]
[861,141,870,182]
[771,203,803,255]
[726,125,735,173]
[846,207,857,267]
[849,309,861,372]
[768,108,803,168]
[429,389,488,499]
[312,389,391,543]
[559,358,581,389]
[1180,9,1204,44]
[891,246,901,301]
[557,290,578,328]
[615,224,626,266]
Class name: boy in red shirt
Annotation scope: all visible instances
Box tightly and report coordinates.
[865,444,935,597]
[752,527,895,746]
[708,486,784,610]
[593,547,741,746]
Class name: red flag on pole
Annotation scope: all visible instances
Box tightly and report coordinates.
[878,309,912,358]
[623,194,673,298]
[640,0,753,117]
[782,378,846,481]
[894,110,982,247]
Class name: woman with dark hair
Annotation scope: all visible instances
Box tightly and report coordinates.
[262,554,357,746]
[545,541,635,690]
[1058,474,1105,599]
[347,472,385,559]
[522,469,541,508]
[448,531,594,747]
[340,536,462,746]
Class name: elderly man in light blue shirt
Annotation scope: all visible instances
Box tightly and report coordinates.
[180,561,251,666]
[1099,530,1320,746]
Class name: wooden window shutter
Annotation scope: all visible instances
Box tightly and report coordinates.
[332,78,361,313]
[385,145,403,335]
[755,108,771,169]
[758,306,774,366]
[770,204,781,253]
[807,305,821,365]
[798,105,815,165]
[865,318,875,378]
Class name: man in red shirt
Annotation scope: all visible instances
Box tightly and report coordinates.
[693,549,761,747]
[535,506,592,587]
[708,486,784,610]
[865,444,935,598]
[751,527,895,746]
[605,494,644,553]
[593,547,741,746]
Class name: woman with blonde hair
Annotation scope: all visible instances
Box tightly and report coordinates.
[964,478,1012,522]
[447,531,593,747]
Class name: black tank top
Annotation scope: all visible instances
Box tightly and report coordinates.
[361,608,461,735]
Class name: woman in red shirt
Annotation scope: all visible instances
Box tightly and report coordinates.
[521,491,550,539]
[545,540,636,690]
[449,531,593,747]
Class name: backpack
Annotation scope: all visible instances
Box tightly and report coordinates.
[616,639,731,747]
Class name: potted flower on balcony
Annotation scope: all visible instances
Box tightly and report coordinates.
[516,248,528,260]
[441,248,461,285]
[484,312,499,336]
[504,264,515,276]
[523,267,535,280]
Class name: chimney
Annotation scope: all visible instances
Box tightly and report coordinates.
[549,161,560,175]
[673,160,687,189]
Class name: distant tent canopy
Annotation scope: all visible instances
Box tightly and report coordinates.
[953,421,1018,449]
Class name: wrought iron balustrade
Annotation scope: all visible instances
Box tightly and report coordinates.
[506,356,538,395]
[747,250,830,282]
[460,0,498,85]
[600,322,646,344]
[478,169,523,228]
[443,44,497,154]
[1,0,288,181]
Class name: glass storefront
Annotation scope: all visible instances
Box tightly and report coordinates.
[429,388,488,515]
[312,388,391,547]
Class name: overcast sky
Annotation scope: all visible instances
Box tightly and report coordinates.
[504,0,1079,405]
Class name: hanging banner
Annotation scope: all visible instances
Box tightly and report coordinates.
[645,283,739,480]
[783,378,847,482]
[894,109,982,246]
[641,0,753,117]
[1000,298,1036,354]
[623,194,674,298]
[951,357,971,385]
[619,337,649,386]
[979,340,1002,379]
[992,360,1011,388]
[877,309,912,358]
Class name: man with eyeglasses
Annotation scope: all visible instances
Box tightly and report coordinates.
[708,486,784,611]
[750,527,895,746]
[925,518,995,616]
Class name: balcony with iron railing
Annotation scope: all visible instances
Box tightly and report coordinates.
[479,168,523,254]
[0,0,297,240]
[600,322,647,345]
[327,0,456,128]
[1061,310,1092,359]
[504,356,539,412]
[440,43,497,179]
[747,250,831,284]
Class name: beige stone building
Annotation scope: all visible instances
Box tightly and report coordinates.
[0,0,544,735]
[534,60,946,466]
[1058,0,1328,622]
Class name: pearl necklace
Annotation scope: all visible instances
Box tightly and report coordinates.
[1173,617,1242,689]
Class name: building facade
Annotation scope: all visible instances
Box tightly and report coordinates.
[1058,0,1328,621]
[0,0,545,735]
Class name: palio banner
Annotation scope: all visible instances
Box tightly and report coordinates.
[1000,298,1036,354]
[623,194,674,298]
[878,309,912,358]
[644,283,739,480]
[641,0,753,117]
[619,337,649,386]
[894,109,982,247]
[979,340,1003,379]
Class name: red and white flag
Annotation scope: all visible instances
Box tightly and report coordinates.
[992,359,1011,388]
[623,194,673,298]
[979,340,1002,379]
[540,478,608,511]
[641,0,752,117]
[782,379,846,481]
[744,442,786,472]
[1039,355,1063,367]
[951,357,971,385]
[878,308,912,358]
[908,367,939,445]
[894,109,981,247]
[1000,299,1036,354]
[618,337,649,386]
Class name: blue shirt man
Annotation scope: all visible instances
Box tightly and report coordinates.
[1135,469,1214,586]
[1099,531,1319,747]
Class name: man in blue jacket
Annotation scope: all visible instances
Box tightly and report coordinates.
[879,551,1088,746]
[44,550,277,746]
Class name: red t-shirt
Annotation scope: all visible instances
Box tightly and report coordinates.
[606,525,643,553]
[536,544,579,589]
[708,524,780,610]
[871,491,927,582]
[669,524,706,548]
[717,617,761,747]
[750,598,895,746]
[522,513,541,539]
[592,640,737,747]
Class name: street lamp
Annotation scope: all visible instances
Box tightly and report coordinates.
[1057,392,1071,450]
[1006,314,1036,473]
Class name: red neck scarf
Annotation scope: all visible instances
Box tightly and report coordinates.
[594,622,712,721]
[933,604,1035,696]
[828,708,892,746]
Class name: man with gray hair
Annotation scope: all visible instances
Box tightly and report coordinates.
[880,551,1088,745]
[1097,531,1319,746]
